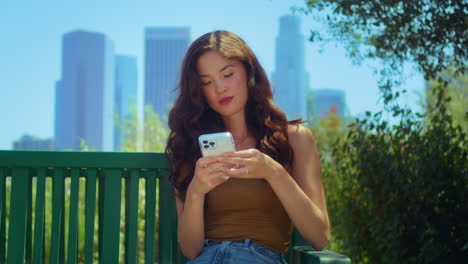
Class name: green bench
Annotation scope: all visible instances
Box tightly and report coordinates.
[0,150,350,263]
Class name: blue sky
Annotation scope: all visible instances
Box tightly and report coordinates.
[0,0,425,150]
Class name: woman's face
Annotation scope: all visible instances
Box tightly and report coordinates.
[196,50,249,119]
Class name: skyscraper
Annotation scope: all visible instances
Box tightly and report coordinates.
[54,80,65,148]
[55,30,115,151]
[272,15,308,120]
[144,27,190,122]
[114,55,138,151]
[308,89,346,123]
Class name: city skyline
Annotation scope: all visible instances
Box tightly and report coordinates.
[0,0,425,150]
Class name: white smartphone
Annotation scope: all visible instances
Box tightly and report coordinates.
[198,132,236,157]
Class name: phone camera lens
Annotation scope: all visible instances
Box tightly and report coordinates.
[204,145,209,149]
[202,140,208,144]
[210,142,215,146]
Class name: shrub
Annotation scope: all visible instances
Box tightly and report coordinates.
[323,85,467,263]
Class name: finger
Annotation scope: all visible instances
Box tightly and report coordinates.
[209,171,231,184]
[211,174,230,187]
[196,156,220,168]
[206,163,234,174]
[218,166,250,178]
[196,163,232,179]
[209,170,231,179]
[220,149,256,158]
[216,156,252,166]
[193,169,228,188]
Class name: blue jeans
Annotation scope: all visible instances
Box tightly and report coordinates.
[187,239,287,264]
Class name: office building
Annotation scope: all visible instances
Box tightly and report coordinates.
[55,30,115,151]
[272,15,308,120]
[308,89,346,123]
[144,27,190,121]
[13,134,54,150]
[114,55,138,151]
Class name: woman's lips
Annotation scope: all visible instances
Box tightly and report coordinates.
[219,96,234,105]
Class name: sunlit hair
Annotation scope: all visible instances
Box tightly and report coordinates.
[165,30,301,201]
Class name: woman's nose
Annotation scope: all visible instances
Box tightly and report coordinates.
[215,79,227,93]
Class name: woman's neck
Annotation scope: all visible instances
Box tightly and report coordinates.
[222,112,250,143]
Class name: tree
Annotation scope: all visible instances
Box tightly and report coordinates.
[297,1,468,263]
[114,104,169,152]
[306,105,347,155]
[425,69,468,134]
[298,0,467,82]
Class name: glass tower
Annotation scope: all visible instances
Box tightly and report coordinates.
[272,15,308,120]
[55,30,115,151]
[144,27,190,122]
[114,55,138,151]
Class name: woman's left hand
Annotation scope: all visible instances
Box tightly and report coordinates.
[215,149,285,181]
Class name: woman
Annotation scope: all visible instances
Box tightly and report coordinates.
[166,30,330,264]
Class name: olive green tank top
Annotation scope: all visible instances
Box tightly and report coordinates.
[204,177,294,252]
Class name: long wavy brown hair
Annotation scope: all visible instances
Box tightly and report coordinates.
[165,30,301,201]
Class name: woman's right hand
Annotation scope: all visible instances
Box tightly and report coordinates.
[187,156,231,199]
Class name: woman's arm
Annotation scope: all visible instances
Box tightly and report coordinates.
[175,157,231,259]
[266,124,330,250]
[175,191,205,259]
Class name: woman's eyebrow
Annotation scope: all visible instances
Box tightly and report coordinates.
[199,64,235,78]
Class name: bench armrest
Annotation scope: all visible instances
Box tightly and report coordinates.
[291,246,351,264]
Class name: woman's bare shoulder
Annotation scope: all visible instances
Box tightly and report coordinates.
[287,124,315,147]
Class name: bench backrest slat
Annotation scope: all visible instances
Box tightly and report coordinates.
[100,169,123,264]
[144,170,157,264]
[84,169,98,264]
[7,168,31,264]
[159,169,179,263]
[32,168,46,264]
[0,168,7,262]
[49,168,65,264]
[124,169,140,264]
[67,168,80,264]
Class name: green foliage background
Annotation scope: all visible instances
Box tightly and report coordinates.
[313,95,467,263]
[299,1,467,263]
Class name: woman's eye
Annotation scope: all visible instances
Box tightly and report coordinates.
[201,81,211,86]
[224,73,233,78]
